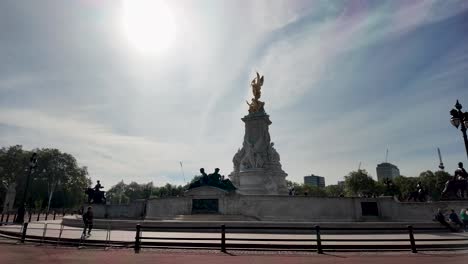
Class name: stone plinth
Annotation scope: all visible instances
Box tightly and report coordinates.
[229,111,287,195]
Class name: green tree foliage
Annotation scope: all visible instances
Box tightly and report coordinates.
[393,175,418,199]
[285,180,328,196]
[418,170,451,201]
[344,170,377,196]
[106,181,186,203]
[0,145,91,210]
[325,184,345,197]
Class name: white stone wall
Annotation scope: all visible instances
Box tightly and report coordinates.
[87,194,468,222]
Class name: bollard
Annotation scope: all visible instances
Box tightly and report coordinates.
[40,223,48,245]
[36,211,40,221]
[13,213,17,222]
[21,222,29,243]
[1,213,4,225]
[135,224,141,253]
[45,211,48,221]
[28,211,32,222]
[221,224,226,253]
[315,225,323,254]
[408,225,417,253]
[53,211,56,220]
[62,208,65,217]
[6,212,10,223]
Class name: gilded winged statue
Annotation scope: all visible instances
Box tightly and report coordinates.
[251,72,264,99]
[246,72,265,113]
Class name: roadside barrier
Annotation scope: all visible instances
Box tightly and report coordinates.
[2,220,467,253]
[135,224,468,254]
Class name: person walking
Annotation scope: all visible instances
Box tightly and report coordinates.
[461,208,468,232]
[82,206,94,237]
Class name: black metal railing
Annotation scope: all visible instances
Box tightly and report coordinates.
[2,221,467,253]
[134,224,467,254]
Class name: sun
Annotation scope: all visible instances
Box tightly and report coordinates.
[122,0,176,54]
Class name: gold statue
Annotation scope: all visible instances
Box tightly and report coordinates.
[251,72,264,99]
[247,72,265,113]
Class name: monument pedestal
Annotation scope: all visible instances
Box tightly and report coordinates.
[229,111,288,195]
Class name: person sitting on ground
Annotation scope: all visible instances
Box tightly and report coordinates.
[82,206,94,237]
[460,208,468,232]
[435,208,456,232]
[449,209,463,230]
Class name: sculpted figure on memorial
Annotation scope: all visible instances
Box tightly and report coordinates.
[264,174,278,193]
[241,142,255,170]
[233,148,244,172]
[268,142,281,163]
[251,72,264,99]
[246,72,265,113]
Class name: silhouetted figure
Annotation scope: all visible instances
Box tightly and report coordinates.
[82,206,94,237]
[188,168,236,191]
[94,180,104,192]
[442,162,468,198]
[455,162,468,179]
[200,168,208,184]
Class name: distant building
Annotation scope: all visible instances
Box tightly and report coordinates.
[376,163,400,182]
[304,174,325,188]
[337,181,345,187]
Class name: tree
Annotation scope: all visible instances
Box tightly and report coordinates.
[0,145,29,212]
[393,176,418,200]
[302,185,328,197]
[106,180,129,204]
[325,184,345,197]
[344,170,377,196]
[0,145,90,210]
[419,170,451,201]
[106,181,186,203]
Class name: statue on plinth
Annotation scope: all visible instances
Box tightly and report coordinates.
[246,72,265,113]
[188,168,236,192]
[441,162,468,199]
[229,72,288,195]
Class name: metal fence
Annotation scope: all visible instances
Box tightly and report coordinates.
[134,224,468,254]
[1,221,468,253]
[0,208,74,224]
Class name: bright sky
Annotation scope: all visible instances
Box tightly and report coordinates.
[1,0,467,188]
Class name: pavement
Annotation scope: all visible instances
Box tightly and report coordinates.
[1,244,468,264]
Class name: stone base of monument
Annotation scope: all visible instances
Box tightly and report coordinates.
[236,169,288,195]
[64,194,468,235]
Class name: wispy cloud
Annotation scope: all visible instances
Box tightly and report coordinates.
[0,0,467,187]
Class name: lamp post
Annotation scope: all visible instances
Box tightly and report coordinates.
[15,153,38,223]
[450,100,468,160]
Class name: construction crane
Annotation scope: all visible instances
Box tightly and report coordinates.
[437,148,445,171]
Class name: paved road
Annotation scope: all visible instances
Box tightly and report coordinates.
[0,244,467,264]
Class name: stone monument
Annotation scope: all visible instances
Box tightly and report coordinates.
[229,73,288,195]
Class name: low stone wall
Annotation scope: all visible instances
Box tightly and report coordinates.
[83,200,146,219]
[85,190,468,222]
[145,191,468,222]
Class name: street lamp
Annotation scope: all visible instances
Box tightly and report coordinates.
[450,100,468,160]
[15,152,38,223]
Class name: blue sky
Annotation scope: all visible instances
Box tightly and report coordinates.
[0,0,467,188]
